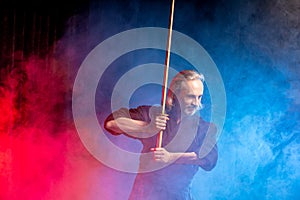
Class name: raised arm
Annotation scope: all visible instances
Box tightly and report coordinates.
[105,117,149,134]
[104,106,169,138]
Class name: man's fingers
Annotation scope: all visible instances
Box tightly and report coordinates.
[150,148,164,153]
[150,147,163,151]
[155,115,169,130]
[156,115,169,121]
[153,154,163,160]
[156,122,167,129]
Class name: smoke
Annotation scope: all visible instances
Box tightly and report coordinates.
[189,0,300,199]
[0,55,69,199]
[1,0,299,199]
[0,4,137,199]
[0,50,131,199]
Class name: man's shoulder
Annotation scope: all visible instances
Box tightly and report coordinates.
[133,105,162,114]
[135,105,153,110]
[198,117,215,126]
[197,117,217,134]
[130,105,156,112]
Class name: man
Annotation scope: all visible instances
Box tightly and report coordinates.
[104,70,218,200]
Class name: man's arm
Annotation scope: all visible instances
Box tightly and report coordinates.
[105,117,149,134]
[104,114,169,138]
[151,147,218,171]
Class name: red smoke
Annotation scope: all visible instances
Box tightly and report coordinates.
[0,47,135,199]
[0,55,79,200]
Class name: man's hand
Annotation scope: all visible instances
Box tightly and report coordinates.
[145,112,169,134]
[151,147,174,164]
[155,114,169,130]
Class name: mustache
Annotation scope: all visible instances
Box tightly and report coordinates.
[186,105,199,110]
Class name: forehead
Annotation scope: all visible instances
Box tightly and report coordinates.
[180,79,204,94]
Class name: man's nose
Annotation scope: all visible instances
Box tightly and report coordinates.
[191,98,200,106]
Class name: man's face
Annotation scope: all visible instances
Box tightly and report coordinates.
[178,79,204,117]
